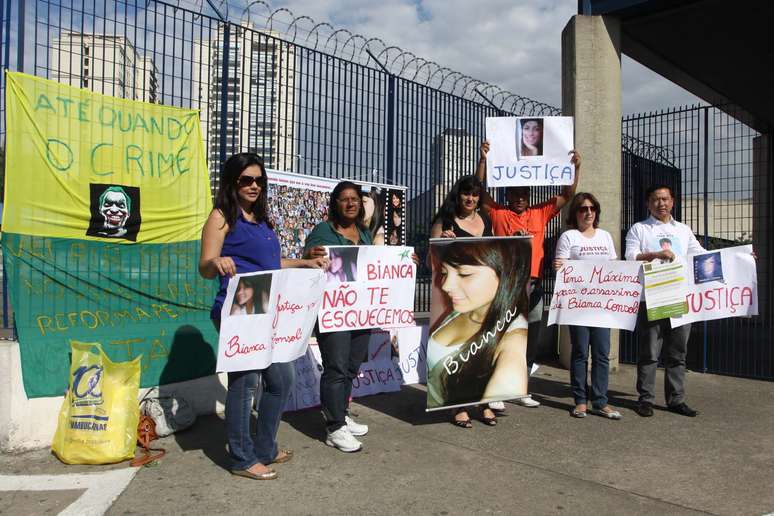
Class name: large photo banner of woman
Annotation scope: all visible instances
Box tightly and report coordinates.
[426,236,532,411]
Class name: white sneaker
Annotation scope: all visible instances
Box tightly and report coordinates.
[488,401,506,411]
[345,415,369,436]
[515,395,540,408]
[325,427,362,452]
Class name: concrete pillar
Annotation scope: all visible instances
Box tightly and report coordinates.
[752,135,770,319]
[559,15,622,370]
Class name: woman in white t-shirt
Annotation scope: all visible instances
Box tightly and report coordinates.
[554,193,622,420]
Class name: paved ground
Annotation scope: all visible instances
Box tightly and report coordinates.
[2,363,774,516]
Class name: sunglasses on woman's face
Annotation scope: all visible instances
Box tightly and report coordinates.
[237,175,266,188]
[577,205,596,213]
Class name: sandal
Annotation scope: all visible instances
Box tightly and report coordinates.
[480,407,497,426]
[232,465,277,480]
[591,406,622,420]
[570,403,587,418]
[452,409,473,429]
[272,448,294,464]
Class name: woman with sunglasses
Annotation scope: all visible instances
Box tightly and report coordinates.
[199,153,327,480]
[553,192,621,420]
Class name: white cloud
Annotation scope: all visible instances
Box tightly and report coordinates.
[266,0,701,114]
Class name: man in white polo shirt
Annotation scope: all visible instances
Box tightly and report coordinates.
[625,184,705,418]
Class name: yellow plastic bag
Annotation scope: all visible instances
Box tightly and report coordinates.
[51,341,141,464]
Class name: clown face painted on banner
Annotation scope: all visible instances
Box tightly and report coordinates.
[97,186,131,237]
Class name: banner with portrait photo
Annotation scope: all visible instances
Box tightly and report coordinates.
[426,236,532,411]
[216,269,325,373]
[266,169,407,258]
[484,116,575,188]
[670,245,757,328]
[2,72,216,397]
[317,245,417,333]
[548,260,642,331]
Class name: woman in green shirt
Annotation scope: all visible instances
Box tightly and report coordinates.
[305,181,373,453]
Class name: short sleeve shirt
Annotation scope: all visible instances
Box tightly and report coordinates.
[489,198,560,278]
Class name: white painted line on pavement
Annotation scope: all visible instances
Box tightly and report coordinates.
[0,467,138,516]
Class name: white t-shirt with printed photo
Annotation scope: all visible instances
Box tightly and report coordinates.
[555,228,617,261]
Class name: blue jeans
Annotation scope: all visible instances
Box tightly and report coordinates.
[317,328,370,432]
[225,363,295,471]
[569,326,611,409]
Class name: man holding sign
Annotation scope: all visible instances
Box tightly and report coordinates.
[625,185,705,418]
[477,140,581,408]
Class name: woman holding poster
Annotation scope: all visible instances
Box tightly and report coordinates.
[304,181,375,453]
[427,238,531,410]
[553,193,621,420]
[199,153,327,480]
[430,175,499,427]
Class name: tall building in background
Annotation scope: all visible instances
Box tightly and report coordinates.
[50,32,158,102]
[193,25,296,189]
[431,128,478,209]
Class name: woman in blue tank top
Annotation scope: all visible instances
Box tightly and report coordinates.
[199,153,327,480]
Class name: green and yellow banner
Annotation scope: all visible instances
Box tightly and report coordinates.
[2,72,218,397]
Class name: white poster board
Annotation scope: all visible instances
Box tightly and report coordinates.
[317,245,417,332]
[670,245,757,327]
[216,269,325,373]
[283,329,404,412]
[484,116,575,187]
[548,260,642,331]
[394,325,427,385]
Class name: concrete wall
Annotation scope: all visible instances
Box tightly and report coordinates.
[0,340,228,452]
[559,15,622,369]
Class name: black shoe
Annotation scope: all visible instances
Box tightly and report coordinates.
[635,402,654,417]
[668,403,698,417]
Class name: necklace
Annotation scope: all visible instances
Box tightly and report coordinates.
[458,211,477,222]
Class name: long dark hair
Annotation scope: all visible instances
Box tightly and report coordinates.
[215,153,271,231]
[431,175,483,229]
[327,181,366,229]
[430,238,531,405]
[566,192,601,229]
[362,187,384,239]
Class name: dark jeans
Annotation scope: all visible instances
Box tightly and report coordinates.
[225,363,295,470]
[213,318,295,471]
[317,328,370,432]
[636,306,691,406]
[569,326,611,409]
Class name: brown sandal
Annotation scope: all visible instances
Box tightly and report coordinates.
[452,409,473,429]
[272,448,294,464]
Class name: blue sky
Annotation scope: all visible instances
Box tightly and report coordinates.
[263,0,702,115]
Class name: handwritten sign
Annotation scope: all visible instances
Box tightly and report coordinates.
[395,325,427,385]
[317,245,416,332]
[283,329,403,412]
[548,260,642,331]
[216,269,324,373]
[670,245,757,328]
[484,116,575,187]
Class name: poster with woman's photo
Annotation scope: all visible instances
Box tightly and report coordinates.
[426,236,532,411]
[267,169,407,257]
[318,245,417,333]
[484,116,575,188]
[216,269,325,373]
[383,189,405,246]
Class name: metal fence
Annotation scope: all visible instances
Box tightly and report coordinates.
[0,0,561,327]
[621,105,773,380]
